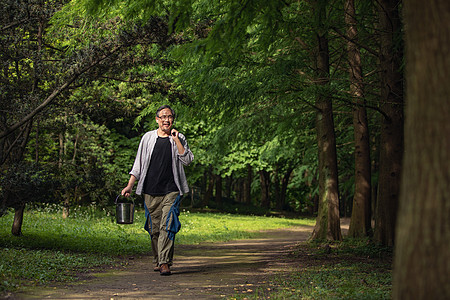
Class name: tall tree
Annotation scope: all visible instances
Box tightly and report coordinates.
[1,0,65,234]
[274,163,294,210]
[345,0,372,237]
[243,164,252,204]
[310,0,342,241]
[373,0,404,246]
[259,169,271,208]
[393,1,450,298]
[214,173,223,207]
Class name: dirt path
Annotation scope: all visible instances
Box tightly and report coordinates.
[11,221,349,299]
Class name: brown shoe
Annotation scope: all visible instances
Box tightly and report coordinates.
[159,263,171,276]
[153,264,160,272]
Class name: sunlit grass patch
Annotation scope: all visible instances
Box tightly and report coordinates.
[0,204,149,256]
[177,210,315,244]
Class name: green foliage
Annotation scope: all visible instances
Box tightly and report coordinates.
[81,0,168,20]
[2,0,389,229]
[49,0,122,54]
[1,0,181,177]
[25,112,137,206]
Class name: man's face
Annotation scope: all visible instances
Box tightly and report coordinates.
[156,108,174,132]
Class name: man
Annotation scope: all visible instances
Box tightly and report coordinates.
[121,105,194,276]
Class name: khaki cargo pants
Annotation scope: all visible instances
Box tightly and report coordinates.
[144,191,179,266]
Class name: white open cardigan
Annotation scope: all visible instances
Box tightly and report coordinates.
[129,130,194,195]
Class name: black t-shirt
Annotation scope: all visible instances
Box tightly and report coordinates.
[143,137,178,195]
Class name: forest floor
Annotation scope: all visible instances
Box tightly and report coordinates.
[7,219,351,299]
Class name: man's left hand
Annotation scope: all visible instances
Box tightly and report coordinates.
[171,129,179,139]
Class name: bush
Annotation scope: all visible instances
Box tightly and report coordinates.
[0,162,55,216]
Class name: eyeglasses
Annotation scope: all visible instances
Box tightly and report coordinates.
[158,115,174,121]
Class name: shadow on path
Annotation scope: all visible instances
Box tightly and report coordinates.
[10,220,349,299]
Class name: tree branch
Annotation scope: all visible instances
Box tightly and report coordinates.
[331,26,379,57]
[1,19,31,31]
[331,93,391,121]
[0,46,122,140]
[99,75,170,86]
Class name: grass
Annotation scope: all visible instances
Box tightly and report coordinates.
[232,239,393,299]
[0,204,393,299]
[0,203,314,293]
[177,210,315,244]
[0,248,115,291]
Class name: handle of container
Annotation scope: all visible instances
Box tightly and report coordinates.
[115,194,134,204]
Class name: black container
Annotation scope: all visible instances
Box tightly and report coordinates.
[115,195,135,224]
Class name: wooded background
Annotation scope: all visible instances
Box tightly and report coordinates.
[0,1,448,297]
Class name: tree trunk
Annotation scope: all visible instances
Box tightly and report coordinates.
[281,168,291,210]
[11,203,25,236]
[259,170,270,208]
[374,0,404,246]
[62,198,70,219]
[274,167,281,209]
[190,186,195,207]
[393,1,450,299]
[345,0,372,238]
[243,164,252,204]
[225,175,232,199]
[305,169,318,215]
[214,173,222,207]
[35,120,40,163]
[72,131,79,163]
[59,132,64,168]
[62,185,76,219]
[7,122,33,236]
[235,177,243,203]
[310,0,342,241]
[276,167,293,210]
[202,166,214,207]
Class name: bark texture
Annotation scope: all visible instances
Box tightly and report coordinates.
[259,170,270,208]
[215,173,223,207]
[374,0,404,246]
[12,203,25,236]
[202,166,214,207]
[393,1,450,299]
[244,164,252,204]
[345,0,372,238]
[311,0,342,241]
